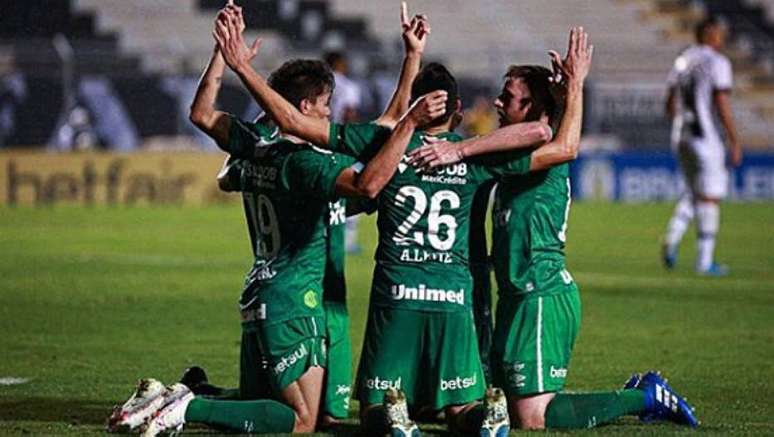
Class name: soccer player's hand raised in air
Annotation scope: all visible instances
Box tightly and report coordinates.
[401,1,431,55]
[548,27,594,98]
[213,4,262,72]
[406,90,448,127]
[215,0,245,37]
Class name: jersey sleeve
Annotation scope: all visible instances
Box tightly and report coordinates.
[221,116,278,158]
[466,148,533,182]
[283,148,357,200]
[328,122,392,161]
[712,56,733,91]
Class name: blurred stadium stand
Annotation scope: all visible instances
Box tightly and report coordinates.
[0,0,771,150]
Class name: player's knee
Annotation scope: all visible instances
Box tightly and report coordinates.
[510,396,550,430]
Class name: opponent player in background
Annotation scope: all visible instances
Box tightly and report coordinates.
[410,28,699,430]
[662,16,742,276]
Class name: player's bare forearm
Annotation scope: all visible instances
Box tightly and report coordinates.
[530,82,583,171]
[714,91,741,159]
[340,90,446,199]
[233,61,330,146]
[460,122,552,157]
[355,115,418,198]
[189,47,231,146]
[376,51,422,128]
[376,3,429,128]
[666,87,677,119]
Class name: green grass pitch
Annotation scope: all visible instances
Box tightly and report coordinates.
[0,202,772,435]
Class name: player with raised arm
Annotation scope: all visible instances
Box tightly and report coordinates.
[662,16,742,276]
[409,28,699,430]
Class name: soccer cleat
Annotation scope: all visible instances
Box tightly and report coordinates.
[638,371,699,427]
[142,383,195,437]
[179,366,208,390]
[479,387,510,437]
[384,388,421,437]
[697,263,729,277]
[622,373,641,390]
[107,378,168,433]
[661,242,677,270]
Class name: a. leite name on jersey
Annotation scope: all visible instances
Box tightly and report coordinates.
[420,163,468,185]
[243,164,278,189]
[391,284,464,305]
[400,248,453,264]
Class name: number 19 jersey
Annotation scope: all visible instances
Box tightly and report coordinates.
[224,119,355,325]
[328,122,532,313]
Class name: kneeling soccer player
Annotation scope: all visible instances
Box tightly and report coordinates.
[409,27,699,430]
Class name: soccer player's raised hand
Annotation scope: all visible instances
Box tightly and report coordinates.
[406,90,447,127]
[407,136,463,170]
[401,1,431,55]
[215,0,245,36]
[213,7,261,71]
[549,27,594,90]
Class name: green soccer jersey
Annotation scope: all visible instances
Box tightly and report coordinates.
[224,119,355,325]
[328,122,532,312]
[491,164,575,297]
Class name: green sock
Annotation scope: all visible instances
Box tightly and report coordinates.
[184,397,295,433]
[544,389,645,429]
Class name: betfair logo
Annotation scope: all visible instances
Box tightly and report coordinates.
[440,374,477,391]
[364,376,402,391]
[390,284,465,305]
[273,343,308,375]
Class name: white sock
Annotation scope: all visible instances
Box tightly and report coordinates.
[664,194,695,248]
[695,201,720,271]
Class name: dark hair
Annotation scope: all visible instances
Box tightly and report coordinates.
[267,59,335,108]
[695,16,723,42]
[504,65,562,131]
[409,62,459,127]
[324,51,345,67]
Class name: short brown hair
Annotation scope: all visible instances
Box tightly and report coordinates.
[504,65,563,131]
[268,59,335,108]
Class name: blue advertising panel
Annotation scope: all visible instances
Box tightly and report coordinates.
[571,152,774,201]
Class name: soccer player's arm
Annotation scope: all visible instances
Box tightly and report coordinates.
[335,91,448,198]
[374,2,429,128]
[529,27,593,172]
[665,57,679,119]
[712,58,742,167]
[408,121,552,169]
[214,11,331,146]
[189,2,245,148]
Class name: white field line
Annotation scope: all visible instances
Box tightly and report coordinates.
[0,377,30,386]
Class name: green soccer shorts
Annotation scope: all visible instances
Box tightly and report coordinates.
[491,286,581,396]
[241,313,327,395]
[323,301,352,419]
[356,307,485,410]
